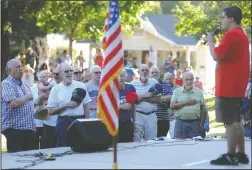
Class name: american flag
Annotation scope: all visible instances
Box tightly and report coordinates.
[97,0,123,136]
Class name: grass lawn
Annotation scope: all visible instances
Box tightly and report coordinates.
[1,96,224,152]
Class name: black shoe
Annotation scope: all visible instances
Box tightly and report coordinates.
[210,153,238,165]
[237,152,249,164]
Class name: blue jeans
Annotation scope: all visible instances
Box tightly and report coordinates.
[56,115,84,147]
[174,118,200,139]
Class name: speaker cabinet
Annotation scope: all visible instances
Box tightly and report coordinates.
[66,118,112,152]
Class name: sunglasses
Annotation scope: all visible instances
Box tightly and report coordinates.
[64,69,73,74]
[53,73,59,76]
[93,71,101,75]
[73,71,82,75]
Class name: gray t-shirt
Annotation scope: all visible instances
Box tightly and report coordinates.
[85,81,99,118]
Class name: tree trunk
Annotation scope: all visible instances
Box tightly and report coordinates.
[1,33,10,80]
[21,39,25,52]
[68,24,73,58]
[69,34,73,59]
[1,1,10,80]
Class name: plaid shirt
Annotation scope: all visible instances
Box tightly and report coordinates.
[1,76,35,132]
[156,80,173,120]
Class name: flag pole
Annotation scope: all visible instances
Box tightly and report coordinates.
[112,135,118,169]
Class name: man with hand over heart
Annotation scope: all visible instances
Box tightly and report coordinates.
[170,72,208,139]
[118,69,137,142]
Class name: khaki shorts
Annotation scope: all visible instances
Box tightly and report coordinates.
[215,97,243,125]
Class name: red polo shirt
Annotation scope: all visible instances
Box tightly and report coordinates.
[214,27,250,97]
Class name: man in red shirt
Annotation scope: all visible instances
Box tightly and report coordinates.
[207,6,250,165]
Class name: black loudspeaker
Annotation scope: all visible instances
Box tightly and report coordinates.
[66,118,112,152]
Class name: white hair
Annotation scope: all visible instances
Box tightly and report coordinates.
[121,68,127,77]
[6,59,19,71]
[182,71,194,79]
[90,65,101,73]
[150,66,160,72]
[163,72,173,80]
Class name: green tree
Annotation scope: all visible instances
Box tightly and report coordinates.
[161,1,179,14]
[171,1,251,41]
[32,1,156,57]
[1,0,46,80]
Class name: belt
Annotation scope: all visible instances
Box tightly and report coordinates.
[177,118,199,123]
[136,110,155,115]
[58,115,84,119]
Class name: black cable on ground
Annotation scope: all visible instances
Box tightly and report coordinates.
[7,149,73,169]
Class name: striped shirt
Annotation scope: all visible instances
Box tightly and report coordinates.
[1,76,35,132]
[167,82,180,120]
[156,80,173,120]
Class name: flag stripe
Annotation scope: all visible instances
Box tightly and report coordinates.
[100,58,123,87]
[104,41,122,67]
[106,84,119,116]
[106,26,121,48]
[102,47,123,79]
[99,97,116,131]
[101,91,118,128]
[104,31,122,59]
[105,18,120,42]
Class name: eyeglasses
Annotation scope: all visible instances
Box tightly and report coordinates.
[53,73,59,76]
[140,69,149,72]
[73,71,82,75]
[93,71,101,75]
[63,69,73,74]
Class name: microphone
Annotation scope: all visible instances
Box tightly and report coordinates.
[202,28,221,45]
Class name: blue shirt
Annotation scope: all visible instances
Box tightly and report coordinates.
[2,76,35,132]
[119,83,136,121]
[164,61,175,75]
[85,81,99,118]
[156,80,173,120]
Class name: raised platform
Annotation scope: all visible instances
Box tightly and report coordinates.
[2,138,251,169]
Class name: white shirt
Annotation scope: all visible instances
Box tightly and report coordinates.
[130,78,158,112]
[31,86,44,127]
[44,80,58,127]
[47,81,91,116]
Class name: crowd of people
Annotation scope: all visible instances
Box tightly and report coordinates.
[1,5,251,167]
[3,57,250,151]
[2,48,251,153]
[1,56,211,152]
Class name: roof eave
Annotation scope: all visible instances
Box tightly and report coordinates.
[143,27,177,46]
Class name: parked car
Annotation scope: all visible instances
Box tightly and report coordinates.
[124,67,139,82]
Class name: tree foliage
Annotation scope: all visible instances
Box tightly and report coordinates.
[31,1,157,57]
[1,0,46,80]
[172,1,252,41]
